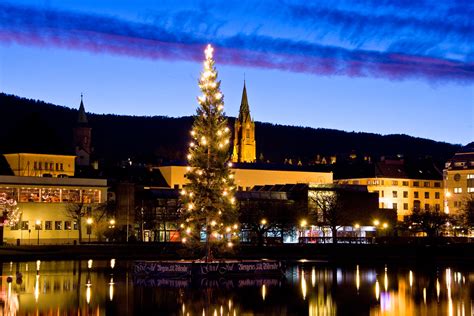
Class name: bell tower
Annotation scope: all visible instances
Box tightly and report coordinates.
[232,81,256,163]
[73,94,92,167]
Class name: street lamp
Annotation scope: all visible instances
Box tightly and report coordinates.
[260,219,267,225]
[86,218,93,243]
[109,219,116,228]
[373,219,380,227]
[300,219,307,242]
[382,222,388,229]
[35,220,41,245]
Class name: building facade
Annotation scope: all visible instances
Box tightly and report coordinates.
[1,175,107,244]
[4,153,75,178]
[444,149,474,214]
[335,159,444,220]
[232,82,256,163]
[157,164,333,190]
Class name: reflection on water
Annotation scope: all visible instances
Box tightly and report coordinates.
[0,259,473,315]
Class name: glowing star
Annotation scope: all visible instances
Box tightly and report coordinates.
[205,44,214,59]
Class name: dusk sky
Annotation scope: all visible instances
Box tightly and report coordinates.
[0,0,472,145]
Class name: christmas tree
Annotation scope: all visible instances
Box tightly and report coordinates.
[180,44,239,260]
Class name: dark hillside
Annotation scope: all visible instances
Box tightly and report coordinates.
[0,93,462,166]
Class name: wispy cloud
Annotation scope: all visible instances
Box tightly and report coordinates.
[0,2,472,83]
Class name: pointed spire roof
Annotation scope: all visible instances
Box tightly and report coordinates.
[238,81,251,121]
[77,94,88,124]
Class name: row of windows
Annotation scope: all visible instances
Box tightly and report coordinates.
[11,220,78,231]
[0,187,101,203]
[33,161,64,171]
[349,180,441,187]
[376,190,440,199]
[384,202,440,211]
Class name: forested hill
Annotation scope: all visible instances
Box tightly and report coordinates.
[0,93,461,166]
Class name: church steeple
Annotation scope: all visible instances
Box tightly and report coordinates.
[232,81,256,163]
[77,94,88,124]
[73,94,92,167]
[239,81,251,122]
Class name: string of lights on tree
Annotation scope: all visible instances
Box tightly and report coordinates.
[0,194,21,227]
[179,44,239,255]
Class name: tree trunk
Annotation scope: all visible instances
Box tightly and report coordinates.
[78,215,83,243]
[332,227,338,244]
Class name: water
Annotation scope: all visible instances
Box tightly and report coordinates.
[0,259,472,315]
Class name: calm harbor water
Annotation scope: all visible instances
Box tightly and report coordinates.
[0,259,472,315]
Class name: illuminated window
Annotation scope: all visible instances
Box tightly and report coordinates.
[403,191,408,198]
[0,187,17,200]
[392,181,398,186]
[73,221,78,230]
[454,187,462,194]
[21,221,29,230]
[55,221,62,230]
[19,188,40,202]
[45,221,52,230]
[468,188,474,193]
[468,174,474,179]
[424,192,429,199]
[65,221,72,230]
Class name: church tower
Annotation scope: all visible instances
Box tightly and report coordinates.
[73,95,92,167]
[232,81,256,163]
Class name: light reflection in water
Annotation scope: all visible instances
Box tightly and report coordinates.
[34,274,39,302]
[301,270,307,300]
[109,277,114,301]
[356,265,360,292]
[375,279,380,301]
[0,261,472,315]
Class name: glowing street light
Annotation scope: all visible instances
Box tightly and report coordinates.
[382,222,388,229]
[300,219,308,242]
[373,219,380,226]
[260,219,267,225]
[86,217,93,243]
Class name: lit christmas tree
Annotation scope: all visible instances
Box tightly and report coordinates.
[180,44,239,260]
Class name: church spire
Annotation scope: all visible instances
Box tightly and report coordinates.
[77,94,88,124]
[232,80,256,163]
[239,81,251,122]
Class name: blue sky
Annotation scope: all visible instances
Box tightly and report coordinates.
[0,0,473,145]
